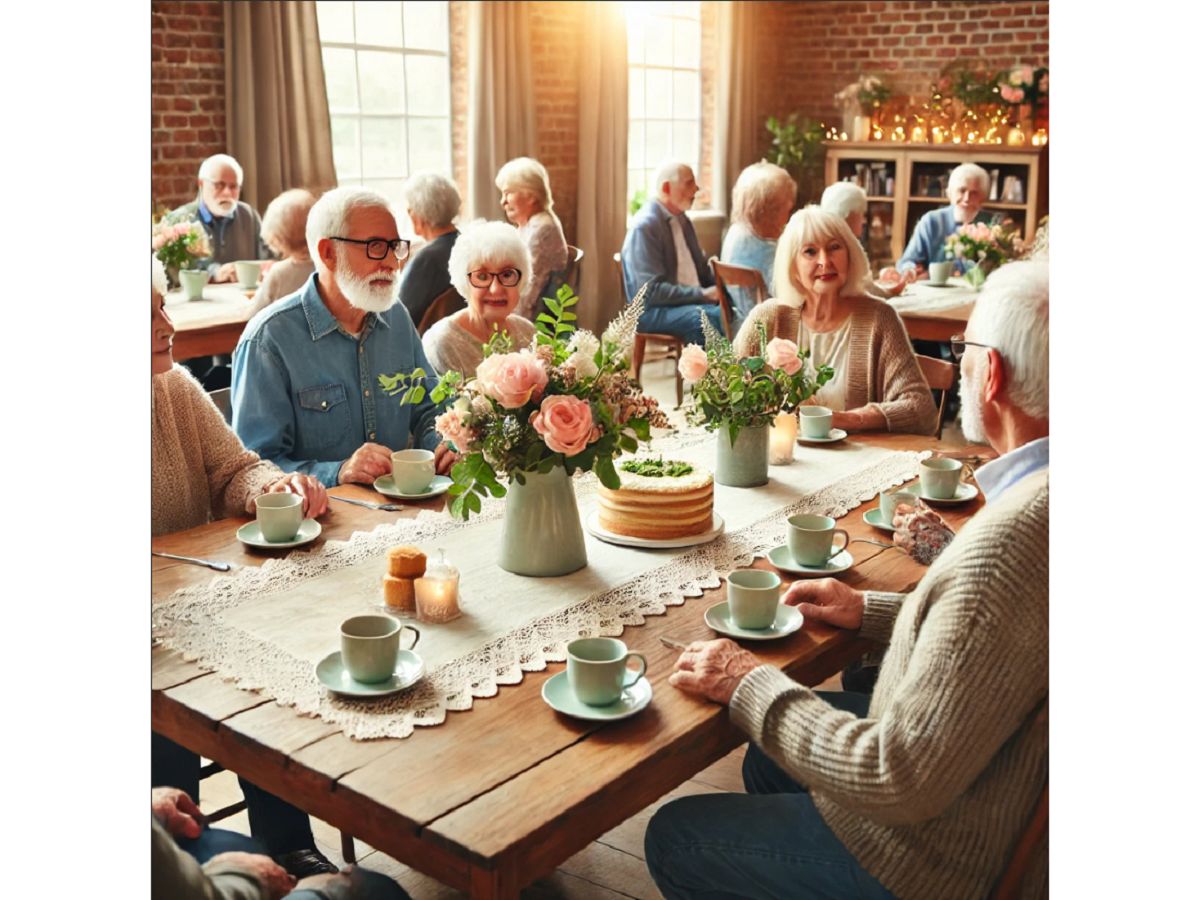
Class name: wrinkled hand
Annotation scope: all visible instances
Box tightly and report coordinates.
[213,263,237,283]
[205,852,296,900]
[782,578,865,630]
[433,442,459,475]
[338,442,395,485]
[702,284,720,304]
[151,786,203,840]
[893,502,955,565]
[266,473,328,518]
[669,639,761,705]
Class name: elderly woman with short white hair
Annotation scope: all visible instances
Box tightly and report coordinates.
[496,157,568,319]
[250,188,317,314]
[733,207,936,435]
[820,181,868,240]
[720,162,797,333]
[422,221,538,378]
[885,162,997,282]
[400,171,463,327]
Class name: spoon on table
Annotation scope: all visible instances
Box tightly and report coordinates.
[152,551,233,572]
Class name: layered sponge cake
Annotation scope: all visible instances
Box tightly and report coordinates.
[598,458,713,540]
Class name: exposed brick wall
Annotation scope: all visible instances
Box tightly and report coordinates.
[449,0,468,207]
[528,2,581,243]
[151,1,226,211]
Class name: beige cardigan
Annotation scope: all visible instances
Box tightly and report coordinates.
[732,470,1049,899]
[152,365,282,536]
[733,295,938,435]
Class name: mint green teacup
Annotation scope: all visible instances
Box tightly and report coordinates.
[928,260,953,285]
[799,406,833,439]
[919,457,972,500]
[879,489,919,524]
[392,449,435,494]
[255,492,302,542]
[567,638,647,706]
[787,513,850,567]
[341,614,420,684]
[234,260,262,289]
[179,268,208,301]
[727,569,782,630]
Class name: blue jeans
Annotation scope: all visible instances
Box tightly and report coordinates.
[644,691,894,900]
[639,303,724,347]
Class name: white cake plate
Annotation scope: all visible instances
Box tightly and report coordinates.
[585,510,725,549]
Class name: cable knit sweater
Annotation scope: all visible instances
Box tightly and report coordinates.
[731,469,1049,899]
[152,365,282,536]
[733,296,938,435]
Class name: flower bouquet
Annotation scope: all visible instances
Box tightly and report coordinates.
[833,74,890,140]
[152,218,211,276]
[944,221,1022,289]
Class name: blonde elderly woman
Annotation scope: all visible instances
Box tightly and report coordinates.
[400,171,463,327]
[250,188,317,314]
[496,157,568,319]
[421,221,538,378]
[152,256,327,535]
[733,208,937,435]
[720,162,797,333]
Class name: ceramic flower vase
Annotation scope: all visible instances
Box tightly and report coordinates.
[499,466,588,577]
[715,423,769,487]
[179,268,208,301]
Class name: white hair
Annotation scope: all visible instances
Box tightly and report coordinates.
[970,260,1049,420]
[820,182,868,221]
[447,220,531,299]
[305,186,396,274]
[774,206,871,304]
[261,188,317,258]
[947,163,990,196]
[405,172,461,229]
[731,162,796,234]
[652,160,693,200]
[198,153,244,184]
[151,255,168,296]
[495,156,557,216]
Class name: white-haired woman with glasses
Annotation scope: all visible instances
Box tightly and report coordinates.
[250,188,317,314]
[496,157,568,319]
[721,162,797,332]
[733,207,937,435]
[422,221,538,377]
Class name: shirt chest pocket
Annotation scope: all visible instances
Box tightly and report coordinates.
[297,383,350,450]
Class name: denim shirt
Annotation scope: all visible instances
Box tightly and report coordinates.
[719,223,776,334]
[621,199,714,308]
[897,206,999,274]
[231,274,445,487]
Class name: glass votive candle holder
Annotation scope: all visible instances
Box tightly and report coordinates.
[414,548,461,624]
[769,411,798,465]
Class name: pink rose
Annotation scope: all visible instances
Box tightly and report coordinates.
[474,351,548,409]
[765,337,803,376]
[435,409,474,452]
[678,344,709,382]
[1019,65,1034,84]
[531,394,596,457]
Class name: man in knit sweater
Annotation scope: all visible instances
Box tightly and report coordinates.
[646,260,1049,899]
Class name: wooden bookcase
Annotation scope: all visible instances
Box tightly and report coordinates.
[823,142,1048,271]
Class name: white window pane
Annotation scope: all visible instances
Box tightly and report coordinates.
[361,118,408,177]
[331,116,361,178]
[628,120,645,168]
[672,70,699,119]
[628,68,644,119]
[403,0,448,51]
[645,121,670,168]
[626,23,645,65]
[647,1,674,16]
[316,1,354,43]
[358,50,406,114]
[673,1,700,18]
[672,121,699,166]
[405,54,449,116]
[407,118,450,173]
[645,69,670,118]
[649,14,673,44]
[322,49,359,113]
[354,0,404,47]
[362,178,409,212]
[673,19,700,69]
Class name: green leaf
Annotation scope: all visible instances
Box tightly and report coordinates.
[595,454,621,490]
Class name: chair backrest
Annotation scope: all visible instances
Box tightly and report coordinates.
[613,252,627,303]
[208,387,233,425]
[709,257,766,340]
[417,286,465,336]
[915,354,957,440]
[563,244,584,294]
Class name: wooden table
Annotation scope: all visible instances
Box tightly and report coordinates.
[898,302,973,342]
[152,433,989,898]
[164,283,257,360]
[889,280,976,343]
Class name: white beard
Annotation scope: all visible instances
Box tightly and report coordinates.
[959,365,987,444]
[334,247,398,313]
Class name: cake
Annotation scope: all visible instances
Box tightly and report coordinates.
[598,458,714,540]
[387,545,427,578]
[382,575,416,612]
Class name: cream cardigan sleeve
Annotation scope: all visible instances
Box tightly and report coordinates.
[865,301,939,435]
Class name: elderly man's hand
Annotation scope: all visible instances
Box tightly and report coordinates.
[205,852,296,900]
[433,442,459,475]
[893,502,955,565]
[783,578,865,630]
[669,639,761,705]
[266,473,328,518]
[338,442,395,485]
[213,263,238,283]
[701,285,720,303]
[151,786,204,840]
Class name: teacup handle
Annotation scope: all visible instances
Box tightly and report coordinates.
[623,653,648,689]
[960,461,976,482]
[400,625,421,651]
[827,529,850,561]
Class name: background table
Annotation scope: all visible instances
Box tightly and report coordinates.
[152,432,990,898]
[164,283,256,360]
[889,280,976,342]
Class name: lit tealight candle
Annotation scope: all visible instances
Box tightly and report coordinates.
[769,412,798,466]
[414,548,461,623]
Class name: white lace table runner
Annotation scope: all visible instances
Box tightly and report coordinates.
[888,280,976,315]
[154,437,929,739]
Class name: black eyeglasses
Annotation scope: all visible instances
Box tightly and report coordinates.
[949,334,995,361]
[467,267,522,288]
[329,236,411,261]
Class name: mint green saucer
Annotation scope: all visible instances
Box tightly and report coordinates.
[766,544,853,577]
[863,508,897,532]
[315,649,424,697]
[541,671,652,721]
[236,518,321,549]
[373,474,452,500]
[704,601,803,641]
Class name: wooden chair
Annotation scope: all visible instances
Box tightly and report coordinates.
[709,257,768,340]
[916,354,957,440]
[208,387,233,425]
[563,244,584,294]
[989,780,1049,899]
[416,286,465,336]
[615,252,684,407]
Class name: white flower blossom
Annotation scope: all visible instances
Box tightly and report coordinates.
[567,330,600,359]
[566,351,598,379]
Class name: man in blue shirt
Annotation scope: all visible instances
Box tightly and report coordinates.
[232,187,455,488]
[621,161,723,346]
[888,163,999,280]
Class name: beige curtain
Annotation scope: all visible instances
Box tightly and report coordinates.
[712,1,759,216]
[574,2,628,334]
[223,1,337,212]
[467,1,537,221]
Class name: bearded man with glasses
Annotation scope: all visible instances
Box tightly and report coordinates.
[231,187,456,487]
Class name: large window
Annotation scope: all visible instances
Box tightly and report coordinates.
[316,1,452,214]
[625,1,701,207]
